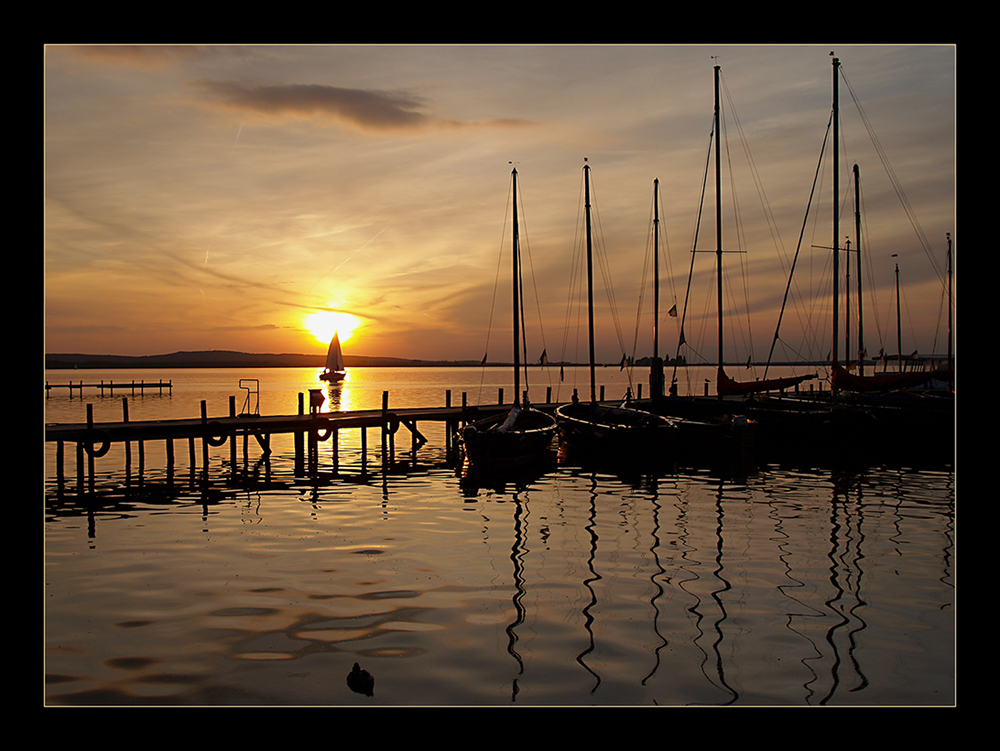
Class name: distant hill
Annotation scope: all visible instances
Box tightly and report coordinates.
[45,351,484,370]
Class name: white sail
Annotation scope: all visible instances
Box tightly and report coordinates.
[321,332,346,381]
[326,332,344,372]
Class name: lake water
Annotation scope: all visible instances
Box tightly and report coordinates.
[44,366,955,706]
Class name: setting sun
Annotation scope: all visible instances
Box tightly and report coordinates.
[304,311,362,347]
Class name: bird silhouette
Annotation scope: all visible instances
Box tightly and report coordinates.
[347,662,375,697]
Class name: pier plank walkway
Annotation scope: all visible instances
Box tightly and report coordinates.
[44,404,516,444]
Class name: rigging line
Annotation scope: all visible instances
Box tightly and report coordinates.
[559,169,588,391]
[840,67,945,288]
[514,178,551,395]
[857,180,889,355]
[720,73,790,267]
[765,111,833,376]
[588,173,632,382]
[630,200,654,362]
[720,100,757,367]
[478,177,514,401]
[673,124,715,382]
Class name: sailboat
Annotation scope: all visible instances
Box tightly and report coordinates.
[640,177,757,471]
[459,167,558,469]
[823,58,953,399]
[319,331,346,382]
[704,64,816,399]
[555,162,676,466]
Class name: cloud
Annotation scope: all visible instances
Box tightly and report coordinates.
[60,44,207,69]
[195,79,535,134]
[196,80,437,132]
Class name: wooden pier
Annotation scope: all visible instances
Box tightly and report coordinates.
[46,379,173,396]
[44,388,549,497]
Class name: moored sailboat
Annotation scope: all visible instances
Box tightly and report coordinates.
[320,331,346,382]
[821,56,953,456]
[459,167,558,470]
[555,162,676,467]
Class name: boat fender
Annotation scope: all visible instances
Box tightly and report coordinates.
[83,429,111,457]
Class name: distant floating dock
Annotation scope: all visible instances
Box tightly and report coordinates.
[46,379,173,396]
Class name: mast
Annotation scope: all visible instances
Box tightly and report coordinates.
[832,56,841,370]
[714,64,725,395]
[584,161,596,403]
[651,178,665,400]
[512,167,521,402]
[653,178,660,364]
[895,259,902,373]
[854,163,865,375]
[947,233,953,371]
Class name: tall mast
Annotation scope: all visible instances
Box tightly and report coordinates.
[947,233,953,371]
[832,56,841,370]
[653,178,660,363]
[895,260,902,373]
[512,167,521,402]
[584,162,596,403]
[853,163,865,375]
[714,64,724,391]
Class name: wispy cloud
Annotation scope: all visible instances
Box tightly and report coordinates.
[61,44,208,69]
[197,80,436,132]
[195,79,534,134]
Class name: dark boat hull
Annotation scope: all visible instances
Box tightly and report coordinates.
[460,406,557,468]
[556,402,676,468]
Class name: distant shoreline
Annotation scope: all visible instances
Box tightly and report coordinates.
[44,350,849,371]
[45,351,481,370]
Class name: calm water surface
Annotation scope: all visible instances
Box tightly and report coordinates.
[44,367,955,706]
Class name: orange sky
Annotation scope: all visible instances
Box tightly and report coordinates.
[44,44,955,364]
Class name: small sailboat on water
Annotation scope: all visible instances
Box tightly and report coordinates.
[319,331,346,382]
[460,167,558,470]
[555,161,676,466]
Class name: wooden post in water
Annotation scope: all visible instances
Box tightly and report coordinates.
[166,438,174,487]
[122,397,132,487]
[86,404,96,494]
[444,390,452,459]
[361,426,368,477]
[294,393,305,476]
[188,436,196,486]
[76,440,84,496]
[229,396,237,475]
[382,391,391,472]
[200,400,210,481]
[56,440,65,497]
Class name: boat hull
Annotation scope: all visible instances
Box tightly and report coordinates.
[460,406,558,468]
[319,370,346,382]
[556,402,675,468]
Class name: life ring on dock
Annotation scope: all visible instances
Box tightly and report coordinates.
[385,414,400,435]
[311,417,333,441]
[205,422,229,447]
[83,430,111,457]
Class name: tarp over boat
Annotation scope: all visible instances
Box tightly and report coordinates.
[717,367,816,397]
[831,362,951,393]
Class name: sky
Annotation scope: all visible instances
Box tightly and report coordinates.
[44,44,956,365]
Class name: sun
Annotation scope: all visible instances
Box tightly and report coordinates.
[304,311,362,347]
